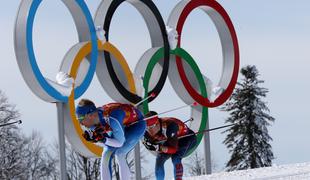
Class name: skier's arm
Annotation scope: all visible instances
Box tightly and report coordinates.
[104,110,126,147]
[159,121,180,154]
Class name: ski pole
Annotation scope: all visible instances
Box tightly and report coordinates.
[0,120,22,127]
[182,123,238,138]
[184,117,194,124]
[134,92,156,107]
[156,122,239,144]
[128,102,199,126]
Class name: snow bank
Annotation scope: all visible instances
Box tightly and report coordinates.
[185,163,310,180]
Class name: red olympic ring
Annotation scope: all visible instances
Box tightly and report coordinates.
[175,0,239,108]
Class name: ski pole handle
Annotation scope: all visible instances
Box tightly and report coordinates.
[184,117,194,124]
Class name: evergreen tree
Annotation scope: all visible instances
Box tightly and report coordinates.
[222,65,275,171]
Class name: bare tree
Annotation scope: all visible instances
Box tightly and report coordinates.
[185,151,206,176]
[23,131,58,180]
[51,140,101,180]
[0,128,29,179]
[112,145,154,180]
[184,151,218,176]
[66,149,100,180]
[0,90,27,179]
[0,90,57,179]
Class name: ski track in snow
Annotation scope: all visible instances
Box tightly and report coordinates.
[185,163,310,180]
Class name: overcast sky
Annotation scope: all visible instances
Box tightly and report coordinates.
[1,0,310,177]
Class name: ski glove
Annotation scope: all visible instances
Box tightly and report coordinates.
[82,130,107,143]
[83,130,97,142]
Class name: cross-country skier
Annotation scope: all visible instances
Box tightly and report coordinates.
[76,99,146,180]
[142,111,197,180]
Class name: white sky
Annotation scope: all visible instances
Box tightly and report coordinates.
[1,0,310,178]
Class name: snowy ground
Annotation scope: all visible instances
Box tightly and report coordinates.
[185,163,310,180]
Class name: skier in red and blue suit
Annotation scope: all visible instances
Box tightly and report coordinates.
[143,111,197,180]
[76,99,146,180]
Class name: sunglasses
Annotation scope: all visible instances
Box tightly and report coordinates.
[77,114,87,122]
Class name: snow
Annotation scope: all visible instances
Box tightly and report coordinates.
[185,162,310,180]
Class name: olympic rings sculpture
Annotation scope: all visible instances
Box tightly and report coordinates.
[14,0,239,158]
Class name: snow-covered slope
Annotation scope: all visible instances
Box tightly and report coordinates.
[185,163,310,180]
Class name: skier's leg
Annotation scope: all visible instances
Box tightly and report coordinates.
[101,146,116,180]
[115,119,146,180]
[155,153,170,180]
[171,155,183,180]
[115,153,131,180]
[171,134,197,180]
